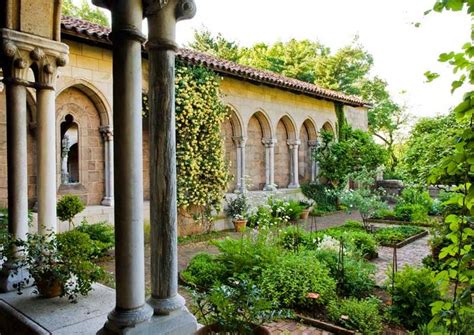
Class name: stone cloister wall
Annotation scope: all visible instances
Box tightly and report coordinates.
[0,37,368,208]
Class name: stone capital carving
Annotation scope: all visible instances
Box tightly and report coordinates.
[1,29,68,88]
[262,138,277,147]
[308,139,319,147]
[287,139,301,148]
[232,136,247,148]
[100,125,114,141]
[144,0,196,20]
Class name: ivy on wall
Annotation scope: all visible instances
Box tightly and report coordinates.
[175,62,230,211]
[143,63,230,213]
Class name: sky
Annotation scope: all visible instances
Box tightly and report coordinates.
[89,0,471,119]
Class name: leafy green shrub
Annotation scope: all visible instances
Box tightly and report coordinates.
[57,195,85,229]
[283,199,304,220]
[370,208,396,219]
[327,297,383,334]
[374,226,424,246]
[181,253,227,289]
[278,226,309,251]
[394,203,428,222]
[301,183,338,212]
[76,221,114,257]
[343,220,365,230]
[345,230,378,259]
[386,265,441,330]
[260,252,336,309]
[191,278,290,334]
[399,187,433,211]
[312,249,376,298]
[247,205,274,228]
[213,234,280,281]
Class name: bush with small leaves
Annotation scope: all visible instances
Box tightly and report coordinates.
[386,265,441,330]
[57,195,85,229]
[260,252,336,309]
[75,221,115,257]
[327,297,383,334]
[181,253,228,289]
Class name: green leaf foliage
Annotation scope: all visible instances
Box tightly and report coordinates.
[62,0,109,27]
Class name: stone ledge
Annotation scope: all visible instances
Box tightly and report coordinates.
[0,283,115,334]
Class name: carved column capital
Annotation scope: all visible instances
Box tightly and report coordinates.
[100,125,114,141]
[287,139,301,149]
[1,29,69,89]
[308,139,319,148]
[145,0,196,52]
[232,136,247,148]
[262,138,277,147]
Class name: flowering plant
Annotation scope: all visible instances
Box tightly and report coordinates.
[225,193,250,221]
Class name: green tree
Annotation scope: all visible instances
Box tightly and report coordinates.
[62,0,109,27]
[314,126,387,189]
[399,113,464,185]
[188,28,242,62]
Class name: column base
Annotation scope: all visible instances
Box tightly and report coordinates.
[98,304,154,335]
[0,265,31,293]
[101,197,114,207]
[263,184,277,191]
[147,294,185,315]
[99,307,197,335]
[287,183,300,189]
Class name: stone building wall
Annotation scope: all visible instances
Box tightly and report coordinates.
[0,38,369,210]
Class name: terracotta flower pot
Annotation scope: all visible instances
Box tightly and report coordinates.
[233,219,247,232]
[35,276,63,298]
[300,208,311,220]
[195,324,270,335]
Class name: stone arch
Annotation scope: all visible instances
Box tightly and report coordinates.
[274,115,297,188]
[299,119,318,183]
[222,105,243,192]
[56,79,111,127]
[322,121,335,134]
[55,87,105,205]
[246,111,271,190]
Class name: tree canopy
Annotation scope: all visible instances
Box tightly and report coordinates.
[62,0,109,27]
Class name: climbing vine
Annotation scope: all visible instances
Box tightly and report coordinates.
[142,63,230,216]
[425,1,474,333]
[174,62,230,212]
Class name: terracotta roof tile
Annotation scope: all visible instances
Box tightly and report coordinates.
[60,16,367,107]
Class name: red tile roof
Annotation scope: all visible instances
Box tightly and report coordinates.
[60,16,367,107]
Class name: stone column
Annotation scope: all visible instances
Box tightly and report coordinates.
[308,139,319,183]
[0,38,29,292]
[288,139,301,189]
[262,138,277,191]
[94,0,153,333]
[232,136,247,192]
[100,126,114,206]
[143,0,198,333]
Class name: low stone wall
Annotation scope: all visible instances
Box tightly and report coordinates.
[29,188,304,236]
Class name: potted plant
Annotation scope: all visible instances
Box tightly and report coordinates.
[11,230,104,302]
[192,278,290,334]
[226,194,250,232]
[299,199,313,219]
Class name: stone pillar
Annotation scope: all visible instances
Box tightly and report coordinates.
[288,139,301,189]
[262,138,277,191]
[94,0,153,333]
[232,136,247,192]
[142,0,198,333]
[100,126,114,206]
[308,139,319,183]
[0,38,29,292]
[61,135,70,184]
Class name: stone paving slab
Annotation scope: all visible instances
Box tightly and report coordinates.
[0,283,114,334]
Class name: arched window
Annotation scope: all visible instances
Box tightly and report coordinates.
[60,114,79,184]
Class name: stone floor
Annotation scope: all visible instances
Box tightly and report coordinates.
[266,320,333,335]
[371,235,431,285]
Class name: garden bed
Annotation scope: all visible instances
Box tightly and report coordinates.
[366,217,438,228]
[373,226,427,247]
